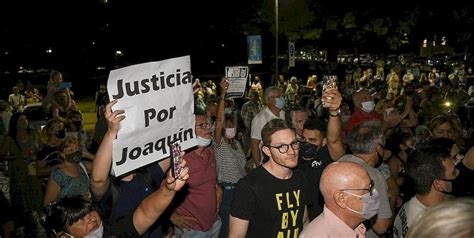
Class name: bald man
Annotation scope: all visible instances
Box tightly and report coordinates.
[300,162,380,238]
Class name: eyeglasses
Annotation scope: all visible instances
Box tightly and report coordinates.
[196,122,211,129]
[266,140,300,153]
[340,180,375,196]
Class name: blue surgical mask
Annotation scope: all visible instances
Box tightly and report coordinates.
[343,188,380,219]
[275,97,286,109]
[197,136,212,147]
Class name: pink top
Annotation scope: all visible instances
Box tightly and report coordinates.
[174,147,218,231]
[300,206,366,238]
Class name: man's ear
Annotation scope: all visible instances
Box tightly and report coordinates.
[262,146,272,158]
[333,191,348,209]
[432,179,443,192]
[85,211,100,225]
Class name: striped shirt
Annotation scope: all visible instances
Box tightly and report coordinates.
[212,139,247,184]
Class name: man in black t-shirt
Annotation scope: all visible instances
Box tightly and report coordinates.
[296,89,345,220]
[230,119,308,238]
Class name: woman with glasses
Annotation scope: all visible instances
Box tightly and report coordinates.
[36,118,66,180]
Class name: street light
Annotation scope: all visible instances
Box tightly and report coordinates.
[275,0,279,82]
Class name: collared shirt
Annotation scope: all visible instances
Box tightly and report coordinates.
[251,107,285,141]
[300,206,366,238]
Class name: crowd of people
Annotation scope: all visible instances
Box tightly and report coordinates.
[0,60,473,238]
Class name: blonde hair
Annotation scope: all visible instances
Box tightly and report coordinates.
[39,118,66,145]
[407,198,474,238]
[59,136,80,153]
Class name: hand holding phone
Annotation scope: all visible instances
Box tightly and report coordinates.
[170,143,183,179]
[322,75,338,108]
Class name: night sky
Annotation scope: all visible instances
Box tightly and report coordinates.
[0,0,472,92]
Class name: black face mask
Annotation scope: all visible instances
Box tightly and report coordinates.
[55,129,66,139]
[405,147,414,155]
[72,121,82,130]
[64,151,82,163]
[300,142,319,159]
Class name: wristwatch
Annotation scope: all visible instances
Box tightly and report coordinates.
[329,108,341,117]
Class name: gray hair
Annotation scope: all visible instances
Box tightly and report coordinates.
[264,86,283,102]
[347,120,383,154]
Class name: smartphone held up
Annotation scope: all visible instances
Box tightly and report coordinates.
[322,75,338,108]
[170,143,183,179]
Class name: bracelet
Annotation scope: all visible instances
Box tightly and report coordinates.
[329,108,341,117]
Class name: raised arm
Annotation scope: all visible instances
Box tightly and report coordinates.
[90,100,125,199]
[132,159,189,235]
[322,88,345,160]
[215,78,229,145]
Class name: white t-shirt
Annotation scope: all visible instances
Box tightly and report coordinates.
[250,107,285,141]
[393,196,427,238]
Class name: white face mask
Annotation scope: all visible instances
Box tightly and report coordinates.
[344,188,380,219]
[361,100,375,113]
[197,136,212,147]
[225,128,236,139]
[84,222,103,238]
[224,108,232,114]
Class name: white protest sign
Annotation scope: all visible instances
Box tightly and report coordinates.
[107,56,197,176]
[225,66,249,98]
[289,42,295,67]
